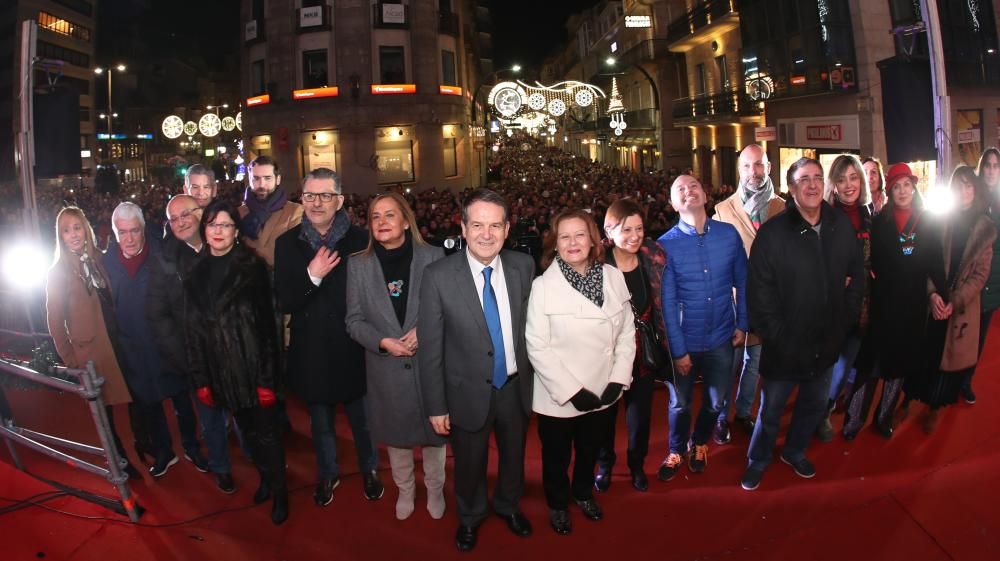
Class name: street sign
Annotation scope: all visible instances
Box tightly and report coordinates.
[754,126,777,142]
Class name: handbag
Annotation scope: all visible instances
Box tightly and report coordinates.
[630,298,667,373]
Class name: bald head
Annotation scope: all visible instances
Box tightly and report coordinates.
[738,144,770,189]
[670,174,706,215]
[166,194,203,246]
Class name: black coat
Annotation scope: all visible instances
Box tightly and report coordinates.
[274,223,369,405]
[147,235,202,379]
[183,244,282,411]
[748,201,865,380]
[858,209,934,379]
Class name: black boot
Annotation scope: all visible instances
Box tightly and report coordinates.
[253,479,271,504]
[271,491,289,525]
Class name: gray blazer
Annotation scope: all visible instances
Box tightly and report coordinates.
[418,248,536,432]
[345,242,447,447]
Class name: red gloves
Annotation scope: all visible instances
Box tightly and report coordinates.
[256,387,277,408]
[196,386,215,407]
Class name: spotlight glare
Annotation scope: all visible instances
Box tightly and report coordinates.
[2,242,49,291]
[925,184,956,215]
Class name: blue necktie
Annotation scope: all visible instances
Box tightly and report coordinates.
[482,266,508,389]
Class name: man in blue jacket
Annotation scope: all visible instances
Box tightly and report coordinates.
[657,175,748,481]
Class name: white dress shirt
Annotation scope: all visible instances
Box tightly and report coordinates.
[467,251,518,376]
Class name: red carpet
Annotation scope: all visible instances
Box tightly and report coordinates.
[2,318,999,561]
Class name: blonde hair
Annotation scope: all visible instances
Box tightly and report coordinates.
[53,206,101,268]
[824,154,872,207]
[362,192,427,255]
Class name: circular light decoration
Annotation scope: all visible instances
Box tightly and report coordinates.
[221,116,236,132]
[183,121,198,136]
[744,71,774,101]
[547,98,567,116]
[161,115,184,139]
[199,114,222,137]
[235,112,243,132]
[527,92,546,111]
[487,81,528,118]
[574,89,594,107]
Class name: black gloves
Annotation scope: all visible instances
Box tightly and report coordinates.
[600,382,623,405]
[569,388,603,412]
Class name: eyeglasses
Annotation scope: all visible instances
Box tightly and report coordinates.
[302,192,342,203]
[794,176,825,188]
[168,208,199,224]
[207,222,236,231]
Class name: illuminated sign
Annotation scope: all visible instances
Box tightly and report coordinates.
[293,86,339,100]
[806,125,843,142]
[371,84,416,95]
[80,150,91,158]
[439,85,462,96]
[790,75,806,85]
[754,127,777,142]
[300,5,323,27]
[136,133,153,140]
[246,94,271,106]
[624,15,651,28]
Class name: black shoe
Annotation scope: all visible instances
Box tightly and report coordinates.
[842,429,858,442]
[780,455,816,478]
[271,492,289,526]
[574,497,603,521]
[215,472,236,494]
[630,469,648,492]
[455,525,478,552]
[712,419,731,444]
[134,442,154,464]
[593,467,611,493]
[740,466,764,491]
[873,419,893,440]
[816,416,834,443]
[735,416,756,436]
[184,451,209,473]
[253,480,271,504]
[314,477,340,506]
[363,471,384,500]
[549,509,572,535]
[496,511,532,537]
[149,455,178,478]
[962,385,977,404]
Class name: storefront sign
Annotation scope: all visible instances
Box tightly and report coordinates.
[777,115,859,149]
[245,20,257,41]
[625,15,651,28]
[806,125,842,142]
[246,94,270,106]
[293,87,339,100]
[439,85,462,96]
[251,135,272,150]
[300,5,323,27]
[754,126,777,142]
[958,129,980,144]
[383,3,405,24]
[372,84,416,95]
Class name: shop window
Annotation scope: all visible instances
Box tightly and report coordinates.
[379,46,406,83]
[443,137,457,177]
[302,130,338,173]
[302,49,328,89]
[375,127,414,184]
[442,50,457,86]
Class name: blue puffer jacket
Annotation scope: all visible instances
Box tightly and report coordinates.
[658,219,748,357]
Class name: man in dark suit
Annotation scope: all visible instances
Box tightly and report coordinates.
[419,188,536,552]
[273,168,383,507]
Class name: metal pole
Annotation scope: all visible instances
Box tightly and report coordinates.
[15,20,40,238]
[920,0,951,180]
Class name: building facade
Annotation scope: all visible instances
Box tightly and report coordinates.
[239,0,490,195]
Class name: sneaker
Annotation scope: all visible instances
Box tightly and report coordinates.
[962,385,977,404]
[184,451,209,473]
[780,455,816,478]
[689,444,708,473]
[735,416,756,436]
[363,470,385,500]
[314,477,340,506]
[656,452,684,482]
[712,419,731,445]
[815,416,834,443]
[740,466,764,491]
[149,455,178,478]
[215,472,236,494]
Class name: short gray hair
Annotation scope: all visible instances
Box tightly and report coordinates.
[111,201,145,233]
[185,164,215,186]
[302,167,342,194]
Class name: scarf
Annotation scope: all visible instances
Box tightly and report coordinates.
[373,233,413,326]
[739,175,775,228]
[117,240,148,278]
[298,208,351,252]
[75,250,107,294]
[556,256,604,308]
[242,188,288,240]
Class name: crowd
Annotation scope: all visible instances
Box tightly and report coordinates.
[30,140,1000,551]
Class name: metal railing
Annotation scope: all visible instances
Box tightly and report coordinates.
[671,88,761,123]
[667,0,740,44]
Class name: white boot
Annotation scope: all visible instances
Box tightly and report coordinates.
[387,447,415,520]
[422,445,447,519]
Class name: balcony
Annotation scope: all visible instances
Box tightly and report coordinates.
[667,0,740,53]
[245,19,266,44]
[671,89,761,125]
[615,40,672,67]
[439,11,459,36]
[373,2,409,29]
[297,5,331,33]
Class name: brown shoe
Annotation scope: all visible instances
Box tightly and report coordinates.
[923,409,941,434]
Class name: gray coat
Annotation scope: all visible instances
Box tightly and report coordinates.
[345,242,447,447]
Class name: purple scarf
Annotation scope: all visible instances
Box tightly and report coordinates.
[243,188,288,240]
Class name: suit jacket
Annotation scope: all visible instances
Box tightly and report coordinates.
[274,223,368,404]
[345,242,448,447]
[239,201,303,268]
[418,249,535,432]
[526,263,635,418]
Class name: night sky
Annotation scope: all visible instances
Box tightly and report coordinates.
[492,0,601,73]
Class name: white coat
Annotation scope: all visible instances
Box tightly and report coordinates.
[526,262,636,418]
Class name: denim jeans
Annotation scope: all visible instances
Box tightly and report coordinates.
[748,366,833,470]
[718,343,761,422]
[194,398,231,474]
[307,396,378,480]
[141,390,201,462]
[667,341,734,453]
[828,334,862,403]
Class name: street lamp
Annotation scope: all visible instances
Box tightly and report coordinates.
[206,103,230,115]
[94,63,126,156]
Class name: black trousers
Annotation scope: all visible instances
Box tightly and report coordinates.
[596,372,654,473]
[538,407,613,510]
[450,378,528,527]
[233,405,287,495]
